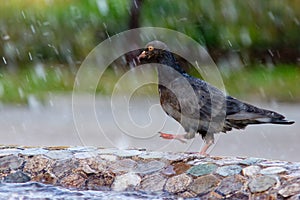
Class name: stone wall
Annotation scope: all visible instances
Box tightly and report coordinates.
[0,146,299,199]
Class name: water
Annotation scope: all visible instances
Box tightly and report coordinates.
[0,182,173,200]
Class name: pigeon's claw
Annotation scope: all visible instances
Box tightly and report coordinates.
[159,132,187,144]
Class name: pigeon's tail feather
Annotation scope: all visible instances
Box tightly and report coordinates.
[269,118,295,125]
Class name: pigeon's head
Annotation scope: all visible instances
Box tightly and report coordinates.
[137,40,170,63]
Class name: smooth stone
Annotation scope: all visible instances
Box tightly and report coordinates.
[216,165,242,177]
[110,159,137,172]
[21,148,49,156]
[215,157,244,165]
[173,162,191,175]
[163,153,183,161]
[187,163,217,176]
[68,146,97,152]
[114,150,142,157]
[242,166,261,177]
[74,152,97,159]
[98,154,117,162]
[259,160,288,167]
[189,174,219,195]
[112,172,141,191]
[97,148,119,155]
[51,159,78,178]
[239,157,262,165]
[86,171,115,190]
[45,150,73,160]
[248,176,277,193]
[134,160,165,174]
[3,171,31,183]
[215,175,245,196]
[165,173,192,193]
[278,183,300,198]
[140,173,166,192]
[0,148,22,156]
[139,152,165,159]
[260,166,287,175]
[0,155,24,171]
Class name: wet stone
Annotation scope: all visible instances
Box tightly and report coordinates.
[259,160,288,167]
[60,173,87,188]
[215,175,245,197]
[21,148,49,156]
[215,157,244,165]
[242,165,261,177]
[138,151,165,159]
[32,172,57,185]
[74,152,97,159]
[45,150,73,160]
[134,160,165,174]
[162,165,176,176]
[0,148,22,156]
[173,162,191,175]
[68,146,97,152]
[239,157,262,165]
[3,171,31,183]
[114,150,142,157]
[140,173,166,192]
[187,163,217,176]
[278,183,300,198]
[98,154,117,162]
[112,172,141,191]
[110,159,137,173]
[216,165,242,177]
[86,171,115,191]
[165,173,192,193]
[248,176,277,193]
[51,159,78,178]
[260,166,287,175]
[97,148,119,155]
[24,155,52,174]
[189,174,219,195]
[0,155,24,171]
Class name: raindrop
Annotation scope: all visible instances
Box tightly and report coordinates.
[30,24,36,34]
[268,11,275,21]
[0,83,3,97]
[21,10,26,19]
[28,52,33,61]
[2,57,7,64]
[2,34,10,41]
[268,49,274,57]
[96,0,108,16]
[227,40,232,47]
[18,88,24,99]
[34,63,46,81]
[27,95,41,111]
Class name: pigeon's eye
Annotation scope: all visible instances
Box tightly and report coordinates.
[148,46,154,51]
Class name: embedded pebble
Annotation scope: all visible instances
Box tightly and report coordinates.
[165,173,192,193]
[110,159,137,172]
[74,152,97,159]
[189,174,219,195]
[24,155,51,174]
[3,171,31,183]
[248,176,277,193]
[114,150,142,157]
[215,175,245,196]
[215,157,244,165]
[45,150,73,160]
[242,165,261,177]
[60,173,87,188]
[260,166,287,175]
[112,172,141,191]
[134,160,165,174]
[279,183,300,197]
[187,163,217,176]
[21,148,49,156]
[98,154,117,162]
[139,151,165,159]
[68,146,97,152]
[0,155,24,171]
[216,165,242,176]
[140,173,166,192]
[239,157,262,165]
[0,148,22,156]
[259,160,288,167]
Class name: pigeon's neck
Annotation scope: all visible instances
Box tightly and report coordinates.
[158,51,186,74]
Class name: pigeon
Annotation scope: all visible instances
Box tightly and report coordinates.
[137,40,295,156]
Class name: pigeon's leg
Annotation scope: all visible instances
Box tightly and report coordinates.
[199,134,214,156]
[159,132,195,144]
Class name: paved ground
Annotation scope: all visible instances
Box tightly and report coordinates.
[0,94,299,162]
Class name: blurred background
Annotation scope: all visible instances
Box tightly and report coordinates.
[0,0,299,161]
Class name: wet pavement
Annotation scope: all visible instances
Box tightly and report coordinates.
[0,94,299,162]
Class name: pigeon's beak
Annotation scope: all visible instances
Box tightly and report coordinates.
[137,50,147,62]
